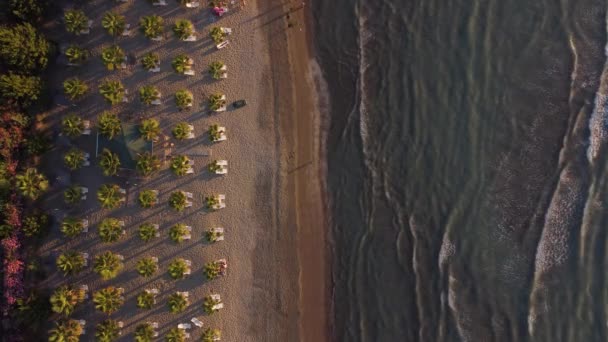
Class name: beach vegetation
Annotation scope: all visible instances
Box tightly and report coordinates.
[139,118,161,141]
[63,78,88,100]
[16,168,47,200]
[169,191,188,211]
[201,328,221,342]
[134,323,156,342]
[138,189,158,208]
[171,122,191,140]
[64,10,89,34]
[203,295,221,315]
[56,251,86,276]
[64,148,85,170]
[138,223,158,242]
[140,15,164,38]
[208,124,223,142]
[141,52,160,70]
[136,257,158,277]
[101,45,126,71]
[60,218,84,238]
[169,223,189,243]
[172,54,192,74]
[99,148,121,175]
[139,85,160,105]
[97,184,123,209]
[166,327,187,341]
[0,23,50,71]
[95,319,121,341]
[136,291,155,309]
[50,285,85,316]
[136,152,161,177]
[64,185,84,205]
[65,45,88,65]
[174,90,193,109]
[204,261,222,280]
[204,195,219,209]
[22,212,48,237]
[208,93,226,111]
[167,292,188,313]
[98,218,123,243]
[93,252,124,280]
[207,160,221,173]
[168,258,189,279]
[98,112,122,139]
[48,320,83,341]
[209,27,225,44]
[208,61,225,79]
[170,155,191,176]
[102,12,126,36]
[173,19,194,40]
[62,114,84,137]
[9,0,46,22]
[0,73,41,107]
[99,79,125,104]
[205,229,223,243]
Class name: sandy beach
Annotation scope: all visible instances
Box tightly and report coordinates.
[38,0,328,340]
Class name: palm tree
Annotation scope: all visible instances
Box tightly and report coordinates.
[171,122,191,140]
[93,252,124,280]
[207,160,221,173]
[208,61,225,79]
[208,124,224,142]
[140,15,164,38]
[64,185,84,205]
[56,251,85,276]
[50,285,85,316]
[168,258,189,279]
[64,148,85,170]
[170,155,191,176]
[99,148,121,175]
[102,12,126,36]
[169,223,189,243]
[208,93,226,111]
[203,295,221,315]
[165,327,187,342]
[172,54,192,74]
[48,320,83,341]
[167,292,188,313]
[63,78,88,100]
[64,9,89,34]
[173,19,194,40]
[95,319,121,342]
[98,218,123,243]
[204,261,222,280]
[65,45,88,65]
[205,195,219,209]
[139,118,160,141]
[138,190,158,208]
[16,168,48,200]
[209,27,225,44]
[201,328,221,342]
[99,80,125,104]
[98,112,122,139]
[205,229,223,243]
[136,152,161,177]
[174,90,193,109]
[101,45,126,71]
[60,218,84,238]
[138,223,158,242]
[62,114,84,137]
[141,52,160,70]
[136,291,155,309]
[134,323,155,342]
[139,85,160,105]
[169,191,188,211]
[136,257,158,277]
[97,184,123,209]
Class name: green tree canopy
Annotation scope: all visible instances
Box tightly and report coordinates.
[0,73,41,107]
[0,23,50,71]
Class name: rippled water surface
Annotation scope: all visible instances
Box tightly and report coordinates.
[313,0,608,340]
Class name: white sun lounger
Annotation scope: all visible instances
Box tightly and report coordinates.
[183,233,191,240]
[150,66,161,72]
[211,227,225,241]
[117,254,124,261]
[210,294,221,301]
[117,321,124,328]
[218,194,226,209]
[191,317,203,327]
[178,291,189,297]
[178,323,192,330]
[212,303,224,311]
[151,99,161,105]
[184,260,192,267]
[185,201,193,208]
[81,252,89,266]
[150,322,159,329]
[82,160,90,166]
[186,132,195,139]
[151,36,163,41]
[184,69,195,76]
[146,288,159,295]
[119,188,126,194]
[184,332,190,339]
[185,1,199,7]
[183,34,197,42]
[80,187,88,194]
[220,27,232,35]
[216,128,227,141]
[152,0,167,5]
[186,167,194,174]
[82,219,89,228]
[216,40,230,49]
[184,192,193,198]
[184,268,191,276]
[122,24,131,36]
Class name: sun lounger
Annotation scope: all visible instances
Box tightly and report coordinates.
[178,291,189,297]
[183,233,191,240]
[151,256,159,263]
[118,321,124,328]
[212,303,224,311]
[216,40,230,49]
[178,323,192,330]
[184,69,195,76]
[184,268,191,276]
[119,188,126,194]
[185,201,193,208]
[186,132,195,139]
[185,226,192,232]
[186,167,194,174]
[78,319,86,327]
[150,322,159,329]
[121,93,128,101]
[211,227,225,241]
[183,34,197,42]
[220,27,232,35]
[184,260,192,267]
[184,192,193,198]
[122,24,131,36]
[81,194,87,201]
[146,288,159,295]
[80,187,88,194]
[83,120,90,129]
[191,317,203,327]
[185,1,199,7]
[82,219,89,229]
[218,194,226,209]
[151,36,163,41]
[210,294,221,301]
[82,128,91,135]
[117,254,124,261]
[151,99,161,105]
[81,253,89,266]
[152,0,167,5]
[184,332,190,339]
[150,66,161,72]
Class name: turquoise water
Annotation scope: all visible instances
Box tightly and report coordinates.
[314,0,608,340]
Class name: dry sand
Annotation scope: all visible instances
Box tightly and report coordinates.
[38,0,328,340]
